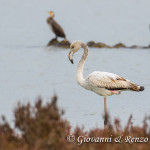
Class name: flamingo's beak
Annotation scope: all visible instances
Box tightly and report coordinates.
[68,50,74,64]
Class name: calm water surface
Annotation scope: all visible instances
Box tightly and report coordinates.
[0,46,149,130]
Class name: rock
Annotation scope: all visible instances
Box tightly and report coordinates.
[95,42,111,48]
[87,41,96,47]
[113,43,127,48]
[47,39,70,48]
[47,39,59,46]
[87,41,111,48]
[142,44,150,49]
[47,39,150,50]
[129,45,140,49]
[56,40,70,48]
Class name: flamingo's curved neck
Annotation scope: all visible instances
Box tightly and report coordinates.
[76,43,88,87]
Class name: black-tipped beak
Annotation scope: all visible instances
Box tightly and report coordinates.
[68,50,74,64]
[70,59,74,64]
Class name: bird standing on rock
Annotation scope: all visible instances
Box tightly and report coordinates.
[47,11,66,41]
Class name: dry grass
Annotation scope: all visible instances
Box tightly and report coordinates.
[0,95,149,150]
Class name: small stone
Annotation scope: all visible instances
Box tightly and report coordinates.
[113,43,127,48]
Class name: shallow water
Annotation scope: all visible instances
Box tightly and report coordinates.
[0,0,150,130]
[0,46,149,129]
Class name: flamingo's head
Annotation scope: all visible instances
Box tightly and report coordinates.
[68,40,84,64]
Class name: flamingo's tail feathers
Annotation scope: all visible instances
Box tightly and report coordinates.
[138,86,144,91]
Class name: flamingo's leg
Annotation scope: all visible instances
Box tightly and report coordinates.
[104,97,108,128]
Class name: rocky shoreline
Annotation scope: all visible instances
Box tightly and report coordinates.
[47,39,150,49]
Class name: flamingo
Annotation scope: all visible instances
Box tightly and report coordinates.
[68,40,144,127]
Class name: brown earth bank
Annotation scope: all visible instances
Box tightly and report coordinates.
[0,95,150,150]
[47,39,150,49]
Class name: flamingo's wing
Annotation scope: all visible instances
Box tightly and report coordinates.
[86,71,139,91]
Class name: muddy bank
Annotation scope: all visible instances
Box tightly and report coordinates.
[47,39,150,49]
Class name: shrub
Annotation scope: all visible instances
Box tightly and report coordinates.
[0,95,149,150]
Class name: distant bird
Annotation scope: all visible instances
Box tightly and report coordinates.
[68,40,144,128]
[47,11,66,40]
